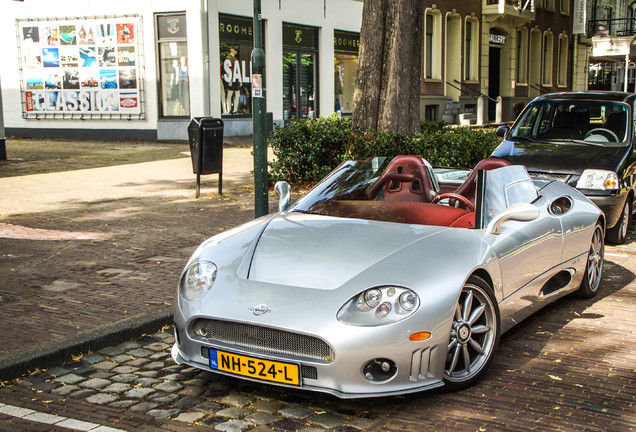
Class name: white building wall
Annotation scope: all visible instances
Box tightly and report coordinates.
[2,0,363,140]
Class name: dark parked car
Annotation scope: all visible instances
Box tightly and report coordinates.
[493,91,636,244]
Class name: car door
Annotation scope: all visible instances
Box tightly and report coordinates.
[478,166,564,299]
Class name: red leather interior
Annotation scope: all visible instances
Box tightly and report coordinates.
[315,200,473,228]
[366,155,437,203]
[453,158,511,206]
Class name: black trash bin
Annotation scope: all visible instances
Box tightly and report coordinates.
[187,117,223,197]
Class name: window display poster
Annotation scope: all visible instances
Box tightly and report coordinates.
[18,16,143,118]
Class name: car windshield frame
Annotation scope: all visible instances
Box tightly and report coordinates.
[509,99,631,148]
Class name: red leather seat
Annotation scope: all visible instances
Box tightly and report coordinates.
[454,158,511,206]
[366,155,437,203]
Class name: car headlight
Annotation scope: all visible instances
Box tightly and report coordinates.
[576,169,619,190]
[179,261,217,301]
[337,286,420,326]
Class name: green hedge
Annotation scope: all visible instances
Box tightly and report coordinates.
[268,115,499,186]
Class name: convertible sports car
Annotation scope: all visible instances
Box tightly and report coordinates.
[172,155,605,398]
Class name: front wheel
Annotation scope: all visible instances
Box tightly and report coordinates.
[443,275,500,391]
[577,222,604,299]
[606,199,631,245]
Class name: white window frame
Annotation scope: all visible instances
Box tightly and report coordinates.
[424,9,442,80]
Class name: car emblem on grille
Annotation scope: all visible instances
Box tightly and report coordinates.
[249,304,271,316]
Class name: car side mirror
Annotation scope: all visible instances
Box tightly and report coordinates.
[487,202,540,235]
[496,125,509,138]
[274,181,291,212]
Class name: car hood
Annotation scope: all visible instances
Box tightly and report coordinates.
[493,139,626,174]
[247,213,447,290]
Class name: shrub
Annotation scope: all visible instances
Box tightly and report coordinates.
[268,115,499,186]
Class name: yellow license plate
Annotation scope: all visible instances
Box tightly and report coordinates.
[209,348,300,386]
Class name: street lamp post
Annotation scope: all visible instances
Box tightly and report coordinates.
[252,0,268,217]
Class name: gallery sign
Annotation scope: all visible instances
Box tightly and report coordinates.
[17,15,145,119]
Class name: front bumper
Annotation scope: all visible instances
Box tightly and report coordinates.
[587,193,627,229]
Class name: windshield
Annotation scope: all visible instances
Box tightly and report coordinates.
[510,99,630,146]
[480,165,538,227]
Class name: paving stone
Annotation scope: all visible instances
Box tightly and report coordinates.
[192,400,228,413]
[118,341,141,350]
[125,387,155,398]
[54,373,85,385]
[102,383,131,394]
[179,385,205,397]
[154,331,173,340]
[99,346,125,356]
[221,394,256,407]
[347,418,375,430]
[109,400,138,409]
[217,407,252,418]
[31,381,57,392]
[144,361,165,370]
[126,358,149,366]
[23,412,66,424]
[130,401,159,413]
[173,396,202,409]
[174,412,206,423]
[307,413,345,429]
[150,352,171,361]
[245,411,278,425]
[145,342,168,351]
[111,365,138,374]
[86,393,119,405]
[92,361,116,371]
[252,400,286,413]
[184,378,208,386]
[147,392,180,404]
[136,377,161,387]
[80,378,111,390]
[69,389,96,399]
[111,373,138,383]
[202,416,227,427]
[181,366,201,375]
[82,353,107,364]
[155,381,183,392]
[273,418,305,431]
[279,407,314,419]
[299,428,325,432]
[87,372,114,380]
[136,371,160,378]
[128,348,153,357]
[52,384,79,396]
[47,367,70,377]
[215,419,253,432]
[147,408,181,419]
[110,354,133,363]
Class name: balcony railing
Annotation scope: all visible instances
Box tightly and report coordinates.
[486,0,534,12]
[588,18,636,37]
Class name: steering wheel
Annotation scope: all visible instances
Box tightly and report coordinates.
[584,128,618,142]
[432,193,475,212]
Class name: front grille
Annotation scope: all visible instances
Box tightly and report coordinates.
[192,319,335,363]
[528,171,570,183]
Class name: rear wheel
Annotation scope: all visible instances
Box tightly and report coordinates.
[606,199,631,245]
[577,222,604,299]
[443,275,499,391]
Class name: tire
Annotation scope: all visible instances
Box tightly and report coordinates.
[443,275,500,391]
[606,199,631,245]
[577,222,604,299]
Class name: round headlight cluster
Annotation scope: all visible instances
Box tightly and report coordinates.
[337,286,420,326]
[180,261,217,301]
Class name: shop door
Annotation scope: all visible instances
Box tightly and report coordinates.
[488,47,501,122]
[283,51,318,123]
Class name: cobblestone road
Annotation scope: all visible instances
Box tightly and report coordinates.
[1,231,634,432]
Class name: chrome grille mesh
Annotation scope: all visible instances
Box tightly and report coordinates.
[192,319,334,362]
[528,171,570,183]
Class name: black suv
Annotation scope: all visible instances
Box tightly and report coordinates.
[493,91,636,244]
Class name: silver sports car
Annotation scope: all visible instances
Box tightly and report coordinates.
[171,155,605,398]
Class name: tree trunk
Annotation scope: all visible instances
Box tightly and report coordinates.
[352,0,423,134]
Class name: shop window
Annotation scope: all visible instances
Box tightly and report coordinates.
[560,0,570,14]
[424,10,441,80]
[542,32,553,85]
[283,23,318,122]
[334,30,359,115]
[157,13,189,118]
[516,28,528,84]
[465,18,479,82]
[219,14,255,116]
[557,34,568,86]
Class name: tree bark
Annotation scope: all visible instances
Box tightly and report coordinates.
[352,0,423,134]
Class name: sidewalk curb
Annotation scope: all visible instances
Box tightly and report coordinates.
[0,307,173,381]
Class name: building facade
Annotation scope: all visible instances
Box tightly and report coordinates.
[2,0,591,141]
